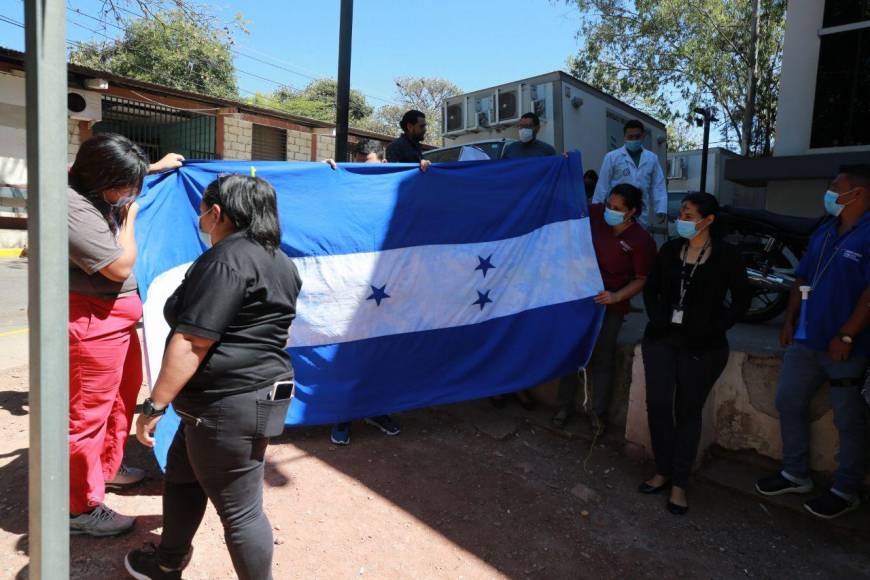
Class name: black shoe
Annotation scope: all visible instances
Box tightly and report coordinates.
[667,501,689,516]
[638,480,670,494]
[125,543,191,579]
[804,490,861,520]
[755,472,813,496]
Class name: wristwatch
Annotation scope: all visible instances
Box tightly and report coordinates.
[838,333,854,344]
[142,398,167,417]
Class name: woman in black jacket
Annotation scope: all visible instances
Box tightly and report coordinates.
[638,192,750,515]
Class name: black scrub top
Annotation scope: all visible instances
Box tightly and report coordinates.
[165,231,303,397]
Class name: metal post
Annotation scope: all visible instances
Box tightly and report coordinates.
[24,0,70,577]
[695,107,715,195]
[700,111,711,194]
[335,0,353,161]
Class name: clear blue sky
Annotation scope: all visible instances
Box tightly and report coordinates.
[0,0,585,107]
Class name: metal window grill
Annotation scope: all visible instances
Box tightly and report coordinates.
[95,95,217,161]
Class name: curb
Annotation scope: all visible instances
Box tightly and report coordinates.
[0,248,25,258]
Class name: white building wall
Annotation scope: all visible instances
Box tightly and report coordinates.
[774,0,825,156]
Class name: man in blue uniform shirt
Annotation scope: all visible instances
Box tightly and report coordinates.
[756,164,870,519]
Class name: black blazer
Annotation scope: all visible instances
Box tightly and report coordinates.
[643,238,751,349]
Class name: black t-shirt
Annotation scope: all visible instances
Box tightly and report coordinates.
[164,232,302,397]
[385,134,423,163]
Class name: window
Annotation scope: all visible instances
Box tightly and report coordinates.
[810,28,870,148]
[251,124,287,160]
[823,0,870,28]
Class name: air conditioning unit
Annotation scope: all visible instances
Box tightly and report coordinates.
[667,157,687,179]
[67,89,102,122]
[472,92,495,130]
[444,98,466,135]
[496,86,520,123]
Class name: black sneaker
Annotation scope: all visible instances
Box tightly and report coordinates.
[804,490,860,520]
[125,543,191,579]
[755,472,813,496]
[365,415,401,436]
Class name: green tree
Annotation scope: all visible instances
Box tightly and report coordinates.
[251,79,373,124]
[70,9,238,99]
[359,77,462,143]
[565,0,785,156]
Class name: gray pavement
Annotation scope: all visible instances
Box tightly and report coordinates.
[0,258,28,372]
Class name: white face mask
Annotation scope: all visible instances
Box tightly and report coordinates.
[518,128,534,143]
[198,206,216,248]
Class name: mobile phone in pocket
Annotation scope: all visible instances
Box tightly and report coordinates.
[269,380,294,401]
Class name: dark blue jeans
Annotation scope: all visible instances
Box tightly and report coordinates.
[158,386,279,580]
[776,343,869,496]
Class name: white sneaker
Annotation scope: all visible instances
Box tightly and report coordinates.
[106,464,146,489]
[70,503,136,537]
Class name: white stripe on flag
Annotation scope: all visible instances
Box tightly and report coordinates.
[289,218,602,348]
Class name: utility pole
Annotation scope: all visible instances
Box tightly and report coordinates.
[24,0,70,576]
[695,107,717,194]
[335,0,353,162]
[741,0,760,157]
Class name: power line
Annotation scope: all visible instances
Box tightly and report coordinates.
[67,3,398,106]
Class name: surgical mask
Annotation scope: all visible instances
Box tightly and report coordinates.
[104,192,135,208]
[604,207,626,226]
[624,140,643,153]
[198,207,215,247]
[518,128,534,143]
[823,189,856,217]
[676,219,699,240]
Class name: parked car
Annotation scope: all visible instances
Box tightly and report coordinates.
[422,139,515,162]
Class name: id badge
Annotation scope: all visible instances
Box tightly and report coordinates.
[671,309,684,325]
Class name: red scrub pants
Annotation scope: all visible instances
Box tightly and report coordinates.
[68,292,143,514]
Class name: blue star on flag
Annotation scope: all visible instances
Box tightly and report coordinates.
[475,254,496,278]
[367,284,390,306]
[473,290,493,311]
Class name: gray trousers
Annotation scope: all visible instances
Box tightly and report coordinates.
[558,309,625,420]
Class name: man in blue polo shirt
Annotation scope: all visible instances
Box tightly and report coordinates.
[755,164,870,519]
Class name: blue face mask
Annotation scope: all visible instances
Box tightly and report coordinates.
[604,207,626,226]
[625,140,643,153]
[676,219,699,240]
[824,189,846,216]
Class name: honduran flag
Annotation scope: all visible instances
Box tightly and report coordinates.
[134,153,604,466]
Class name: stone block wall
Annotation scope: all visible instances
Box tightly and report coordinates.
[68,118,81,164]
[223,115,253,160]
[318,134,336,161]
[287,129,312,161]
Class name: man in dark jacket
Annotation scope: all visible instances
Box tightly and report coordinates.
[386,110,431,171]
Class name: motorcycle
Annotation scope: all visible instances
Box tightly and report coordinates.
[719,206,828,323]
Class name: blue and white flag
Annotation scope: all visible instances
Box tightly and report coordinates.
[135,154,604,466]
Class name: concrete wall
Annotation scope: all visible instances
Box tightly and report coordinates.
[764,179,827,217]
[775,0,825,156]
[223,115,253,160]
[68,118,81,164]
[624,345,870,485]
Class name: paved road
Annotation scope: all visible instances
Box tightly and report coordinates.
[0,258,27,372]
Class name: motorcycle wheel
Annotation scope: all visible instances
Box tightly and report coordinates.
[736,242,792,323]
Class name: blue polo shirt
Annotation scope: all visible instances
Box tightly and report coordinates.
[795,212,870,355]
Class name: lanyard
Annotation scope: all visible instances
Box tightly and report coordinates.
[678,240,710,309]
[810,226,856,290]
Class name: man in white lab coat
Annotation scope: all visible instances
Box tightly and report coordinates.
[592,119,667,228]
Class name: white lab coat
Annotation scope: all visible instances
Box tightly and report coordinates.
[592,146,667,226]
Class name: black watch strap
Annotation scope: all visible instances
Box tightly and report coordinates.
[143,398,167,417]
